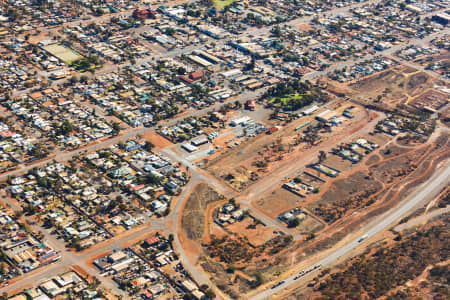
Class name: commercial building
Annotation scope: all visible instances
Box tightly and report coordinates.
[316,109,337,123]
[182,143,198,152]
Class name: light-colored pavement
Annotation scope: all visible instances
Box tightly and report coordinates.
[160,146,304,240]
[1,3,449,297]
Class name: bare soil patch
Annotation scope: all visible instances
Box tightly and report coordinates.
[365,154,380,166]
[349,68,407,107]
[206,102,368,192]
[300,218,449,300]
[380,144,412,158]
[408,89,448,111]
[406,72,433,97]
[297,23,314,31]
[226,217,277,247]
[144,131,173,148]
[308,171,383,223]
[295,214,325,234]
[255,187,305,218]
[440,106,450,128]
[181,183,224,240]
[322,153,354,173]
[370,146,430,184]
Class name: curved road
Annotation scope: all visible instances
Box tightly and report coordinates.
[251,161,450,300]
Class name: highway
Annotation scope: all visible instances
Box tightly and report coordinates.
[251,161,450,300]
[0,26,447,297]
[0,1,449,297]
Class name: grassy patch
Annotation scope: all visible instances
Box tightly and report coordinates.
[269,93,313,110]
[213,0,235,9]
[42,44,83,65]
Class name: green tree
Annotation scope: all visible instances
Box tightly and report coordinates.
[226,265,237,273]
[80,75,89,83]
[145,173,161,185]
[205,289,216,299]
[288,217,300,228]
[112,122,121,134]
[144,141,155,152]
[165,27,176,36]
[318,150,327,163]
[252,272,264,287]
[69,76,79,84]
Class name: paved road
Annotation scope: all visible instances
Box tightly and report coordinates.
[303,27,450,82]
[0,189,129,296]
[0,88,262,182]
[1,3,449,297]
[0,199,173,296]
[160,146,303,240]
[1,25,448,296]
[32,0,199,34]
[238,0,385,38]
[243,106,384,204]
[251,161,450,300]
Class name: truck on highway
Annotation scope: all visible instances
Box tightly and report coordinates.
[358,234,369,243]
[271,280,286,289]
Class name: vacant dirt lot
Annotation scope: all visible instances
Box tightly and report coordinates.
[181,183,224,240]
[322,153,354,173]
[408,89,448,111]
[144,131,173,148]
[206,102,368,192]
[380,144,412,158]
[440,106,450,128]
[295,214,325,234]
[365,153,380,165]
[349,68,407,107]
[308,171,383,223]
[255,187,305,218]
[370,145,430,184]
[346,66,446,111]
[226,217,277,247]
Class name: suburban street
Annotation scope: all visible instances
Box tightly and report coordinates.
[5,23,447,182]
[1,23,448,298]
[0,0,449,298]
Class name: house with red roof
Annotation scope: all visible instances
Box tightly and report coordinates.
[0,130,16,139]
[189,71,204,81]
[132,8,157,19]
[144,235,160,247]
[245,100,256,111]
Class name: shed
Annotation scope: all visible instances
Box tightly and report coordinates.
[316,109,336,123]
[191,136,208,146]
[182,143,198,152]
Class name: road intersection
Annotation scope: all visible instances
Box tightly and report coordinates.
[1,4,449,298]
